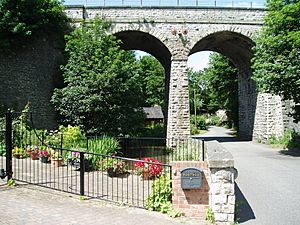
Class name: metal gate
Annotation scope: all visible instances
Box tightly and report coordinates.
[0,112,203,208]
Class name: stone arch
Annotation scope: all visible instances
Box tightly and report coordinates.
[110,27,172,70]
[190,29,255,71]
[189,30,256,140]
[110,29,173,136]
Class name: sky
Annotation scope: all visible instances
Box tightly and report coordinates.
[135,50,211,71]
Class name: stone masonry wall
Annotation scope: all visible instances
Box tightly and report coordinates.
[206,141,236,225]
[167,59,191,139]
[3,6,296,141]
[253,93,285,142]
[65,6,266,25]
[0,35,64,129]
[66,6,264,140]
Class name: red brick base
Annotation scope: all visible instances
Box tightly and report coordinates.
[172,161,210,219]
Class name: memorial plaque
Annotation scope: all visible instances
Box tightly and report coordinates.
[181,168,202,189]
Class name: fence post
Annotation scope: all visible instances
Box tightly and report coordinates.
[202,140,205,161]
[5,111,13,181]
[80,152,85,196]
[86,136,89,152]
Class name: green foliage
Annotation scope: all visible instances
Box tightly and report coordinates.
[209,115,222,126]
[79,195,87,201]
[206,208,215,224]
[0,0,68,50]
[191,114,207,130]
[189,69,209,115]
[8,178,15,187]
[59,125,85,149]
[268,129,300,150]
[139,123,165,137]
[188,53,238,127]
[87,136,120,155]
[146,175,182,218]
[136,55,165,107]
[51,18,145,136]
[12,146,28,158]
[87,137,120,170]
[252,0,300,122]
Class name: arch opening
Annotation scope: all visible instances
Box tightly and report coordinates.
[114,31,172,137]
[189,31,256,140]
[114,31,171,71]
[190,31,255,71]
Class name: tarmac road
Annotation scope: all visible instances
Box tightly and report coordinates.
[195,126,300,225]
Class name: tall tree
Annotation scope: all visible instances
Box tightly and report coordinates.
[0,0,68,49]
[252,0,300,122]
[136,55,165,107]
[51,19,145,135]
[188,69,209,115]
[189,53,238,126]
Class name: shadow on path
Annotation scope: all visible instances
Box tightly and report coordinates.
[279,149,300,157]
[193,136,245,143]
[235,183,256,223]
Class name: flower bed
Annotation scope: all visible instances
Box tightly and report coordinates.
[134,157,163,179]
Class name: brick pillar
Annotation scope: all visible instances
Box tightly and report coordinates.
[172,161,210,219]
[167,58,190,140]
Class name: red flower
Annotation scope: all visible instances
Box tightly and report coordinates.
[134,157,163,179]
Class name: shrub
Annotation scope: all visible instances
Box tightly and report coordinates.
[269,130,300,150]
[59,125,85,149]
[209,115,222,126]
[139,123,165,137]
[146,175,181,217]
[87,136,120,170]
[190,115,207,130]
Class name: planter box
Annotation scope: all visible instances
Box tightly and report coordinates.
[51,158,64,167]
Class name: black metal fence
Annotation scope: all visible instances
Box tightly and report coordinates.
[0,111,206,207]
[0,130,5,179]
[0,112,187,208]
[11,146,171,207]
[29,130,205,163]
[118,137,204,162]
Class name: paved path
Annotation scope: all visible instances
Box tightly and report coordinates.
[195,126,300,225]
[0,183,202,225]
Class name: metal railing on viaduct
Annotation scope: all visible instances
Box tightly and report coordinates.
[62,0,266,8]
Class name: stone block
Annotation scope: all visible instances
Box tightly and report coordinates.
[214,213,228,222]
[227,195,235,205]
[212,194,227,205]
[221,204,235,214]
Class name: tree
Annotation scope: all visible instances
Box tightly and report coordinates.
[0,0,68,49]
[188,69,209,115]
[189,53,238,127]
[252,0,300,122]
[204,54,238,117]
[51,18,145,135]
[136,55,165,107]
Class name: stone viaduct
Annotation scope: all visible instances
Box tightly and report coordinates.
[0,6,297,142]
[65,5,297,141]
